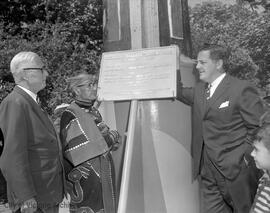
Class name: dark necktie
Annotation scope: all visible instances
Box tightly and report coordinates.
[36,96,41,106]
[206,83,212,100]
[36,96,45,111]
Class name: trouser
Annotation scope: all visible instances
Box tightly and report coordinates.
[199,149,261,213]
[0,169,7,203]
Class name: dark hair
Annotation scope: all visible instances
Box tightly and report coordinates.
[255,111,270,151]
[199,43,230,70]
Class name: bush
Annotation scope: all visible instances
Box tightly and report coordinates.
[0,20,101,116]
[0,0,103,118]
[190,1,270,93]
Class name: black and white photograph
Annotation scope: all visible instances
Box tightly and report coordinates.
[0,0,270,212]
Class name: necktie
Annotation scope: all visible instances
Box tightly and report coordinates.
[36,96,45,111]
[206,83,212,100]
[36,96,41,106]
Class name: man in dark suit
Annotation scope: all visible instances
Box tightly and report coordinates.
[177,44,264,213]
[0,52,65,213]
[0,129,7,206]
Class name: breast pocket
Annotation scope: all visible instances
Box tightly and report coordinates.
[210,101,233,124]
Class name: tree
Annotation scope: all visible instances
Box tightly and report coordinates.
[237,0,270,11]
[0,0,103,116]
[0,0,103,51]
[190,1,270,93]
[0,0,46,26]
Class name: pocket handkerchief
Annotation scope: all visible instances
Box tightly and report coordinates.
[219,101,229,109]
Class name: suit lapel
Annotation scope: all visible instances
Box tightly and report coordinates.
[197,83,208,116]
[14,86,56,136]
[203,74,231,118]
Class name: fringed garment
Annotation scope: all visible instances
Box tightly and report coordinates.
[60,101,120,213]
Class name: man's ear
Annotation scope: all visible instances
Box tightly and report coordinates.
[20,71,28,81]
[216,59,223,70]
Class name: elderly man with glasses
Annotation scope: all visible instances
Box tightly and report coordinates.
[0,51,65,213]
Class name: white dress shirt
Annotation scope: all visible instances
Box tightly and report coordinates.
[209,73,226,98]
[17,85,38,103]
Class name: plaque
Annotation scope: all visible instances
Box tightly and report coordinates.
[98,45,179,101]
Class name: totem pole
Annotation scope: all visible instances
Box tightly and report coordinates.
[103,0,199,212]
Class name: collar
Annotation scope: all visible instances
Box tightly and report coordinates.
[17,85,37,103]
[262,170,270,180]
[75,99,95,108]
[209,73,226,97]
[258,170,270,184]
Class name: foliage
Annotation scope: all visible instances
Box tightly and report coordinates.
[190,1,270,93]
[0,0,103,117]
[238,0,270,11]
[46,0,103,51]
[0,0,103,50]
[0,0,46,25]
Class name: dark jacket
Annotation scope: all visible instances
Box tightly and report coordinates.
[0,86,65,210]
[177,74,264,180]
[0,129,7,203]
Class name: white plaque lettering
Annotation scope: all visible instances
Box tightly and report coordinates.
[98,45,178,101]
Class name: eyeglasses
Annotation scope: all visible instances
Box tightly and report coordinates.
[23,67,47,74]
[77,82,98,89]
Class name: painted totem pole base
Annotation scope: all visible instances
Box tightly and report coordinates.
[110,62,200,213]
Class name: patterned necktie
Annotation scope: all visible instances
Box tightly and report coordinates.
[206,83,212,100]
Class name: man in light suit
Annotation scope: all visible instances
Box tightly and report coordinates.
[177,44,264,213]
[0,52,65,213]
